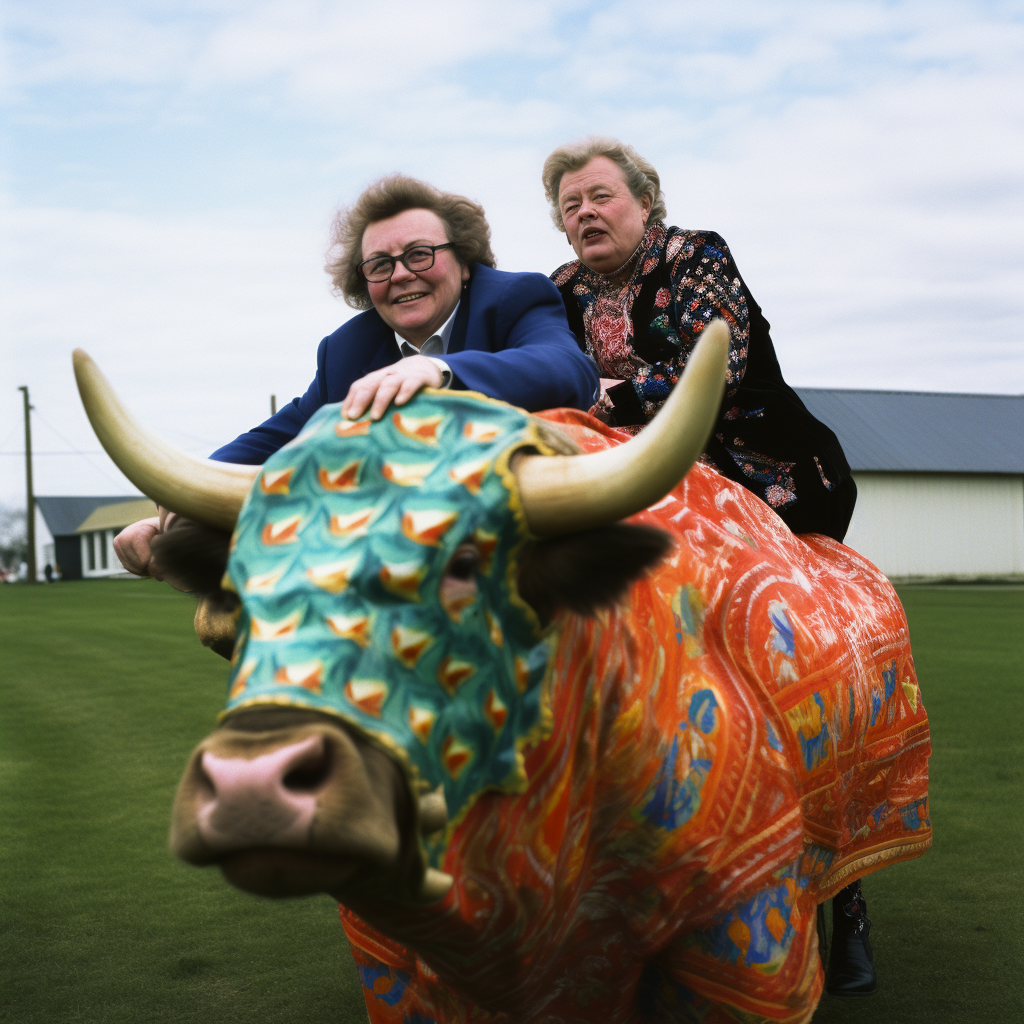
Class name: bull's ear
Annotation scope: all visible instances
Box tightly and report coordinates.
[517,524,672,623]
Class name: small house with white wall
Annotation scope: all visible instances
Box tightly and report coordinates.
[795,389,1024,581]
[75,498,159,578]
[34,495,151,580]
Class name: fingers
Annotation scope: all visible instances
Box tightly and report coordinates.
[341,373,380,421]
[395,373,428,407]
[112,513,193,592]
[112,517,162,577]
[157,505,177,532]
[369,374,406,420]
[342,357,444,421]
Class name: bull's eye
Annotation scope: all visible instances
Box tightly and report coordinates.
[446,546,480,581]
[441,545,479,623]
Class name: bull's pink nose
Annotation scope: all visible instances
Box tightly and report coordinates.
[196,735,326,852]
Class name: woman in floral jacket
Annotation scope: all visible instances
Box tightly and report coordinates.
[543,139,876,998]
[543,137,857,544]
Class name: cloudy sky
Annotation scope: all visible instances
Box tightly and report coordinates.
[1,0,1022,506]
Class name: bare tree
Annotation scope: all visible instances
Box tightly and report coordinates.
[0,504,28,571]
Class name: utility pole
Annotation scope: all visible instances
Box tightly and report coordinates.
[17,386,37,584]
[270,394,277,415]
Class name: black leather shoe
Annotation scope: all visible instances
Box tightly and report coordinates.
[825,894,877,996]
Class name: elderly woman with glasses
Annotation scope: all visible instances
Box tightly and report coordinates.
[210,173,598,462]
[114,174,598,581]
[545,138,874,998]
[544,138,857,546]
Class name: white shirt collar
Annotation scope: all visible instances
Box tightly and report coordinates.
[395,301,460,359]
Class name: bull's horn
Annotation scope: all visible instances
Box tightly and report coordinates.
[73,350,258,531]
[515,319,730,535]
[419,866,455,903]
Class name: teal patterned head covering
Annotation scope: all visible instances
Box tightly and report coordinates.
[223,390,556,864]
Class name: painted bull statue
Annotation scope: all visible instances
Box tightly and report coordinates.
[73,324,931,1024]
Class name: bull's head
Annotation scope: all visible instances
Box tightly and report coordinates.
[73,323,728,907]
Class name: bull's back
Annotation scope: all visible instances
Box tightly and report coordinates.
[341,413,932,1022]
[716,529,931,893]
[545,409,932,898]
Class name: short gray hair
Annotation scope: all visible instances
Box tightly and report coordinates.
[325,174,496,310]
[542,137,666,232]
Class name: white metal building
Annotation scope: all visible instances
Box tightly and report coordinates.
[796,389,1024,581]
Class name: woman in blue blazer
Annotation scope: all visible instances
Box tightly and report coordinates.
[115,175,599,577]
[211,175,599,464]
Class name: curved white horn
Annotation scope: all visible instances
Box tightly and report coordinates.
[73,350,258,531]
[515,319,730,535]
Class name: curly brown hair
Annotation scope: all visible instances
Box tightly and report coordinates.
[542,137,667,233]
[325,175,497,310]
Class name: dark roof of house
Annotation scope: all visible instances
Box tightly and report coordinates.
[794,389,1024,474]
[35,495,143,537]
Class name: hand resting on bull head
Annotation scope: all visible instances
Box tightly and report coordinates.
[73,326,726,912]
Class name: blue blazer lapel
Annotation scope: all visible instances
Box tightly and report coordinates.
[364,316,400,373]
[446,278,474,353]
[323,312,398,403]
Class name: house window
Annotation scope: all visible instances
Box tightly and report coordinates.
[87,533,96,571]
[99,531,109,570]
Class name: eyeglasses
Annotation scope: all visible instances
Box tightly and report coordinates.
[358,243,455,283]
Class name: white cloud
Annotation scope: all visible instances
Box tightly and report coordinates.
[1,0,1022,507]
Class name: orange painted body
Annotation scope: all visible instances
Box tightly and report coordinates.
[338,410,931,1023]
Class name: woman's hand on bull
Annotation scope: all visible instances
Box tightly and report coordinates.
[113,516,163,577]
[587,377,622,424]
[342,356,444,421]
[112,507,188,591]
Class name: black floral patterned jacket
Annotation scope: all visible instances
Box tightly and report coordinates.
[552,224,856,541]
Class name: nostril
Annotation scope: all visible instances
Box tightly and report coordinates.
[194,752,217,798]
[283,741,332,792]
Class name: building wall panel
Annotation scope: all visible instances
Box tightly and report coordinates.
[844,473,1024,578]
[81,529,125,578]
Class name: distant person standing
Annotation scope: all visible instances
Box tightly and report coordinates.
[44,563,53,583]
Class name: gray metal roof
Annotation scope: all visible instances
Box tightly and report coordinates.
[794,389,1024,474]
[35,496,142,537]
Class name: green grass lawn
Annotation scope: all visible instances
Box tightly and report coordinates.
[1,580,368,1024]
[1,580,1021,1023]
[812,586,1024,1024]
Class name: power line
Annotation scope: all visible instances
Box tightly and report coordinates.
[31,410,130,490]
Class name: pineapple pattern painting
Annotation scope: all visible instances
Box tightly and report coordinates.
[223,391,559,857]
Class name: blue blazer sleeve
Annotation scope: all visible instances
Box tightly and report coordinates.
[209,337,331,464]
[444,271,599,412]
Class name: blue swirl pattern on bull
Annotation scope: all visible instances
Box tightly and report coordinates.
[222,391,556,863]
